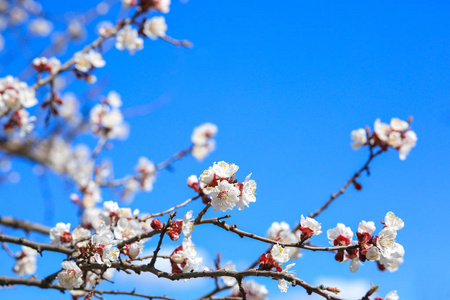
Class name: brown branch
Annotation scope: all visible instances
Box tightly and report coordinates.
[156,147,192,171]
[0,276,178,300]
[116,230,161,249]
[308,148,384,219]
[0,234,74,255]
[78,259,345,300]
[149,212,176,268]
[0,217,50,235]
[142,194,201,221]
[196,218,357,252]
[194,204,211,225]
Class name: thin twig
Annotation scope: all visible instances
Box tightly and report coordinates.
[308,148,384,219]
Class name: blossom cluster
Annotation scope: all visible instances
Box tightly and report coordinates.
[48,201,152,289]
[89,91,128,139]
[115,0,170,55]
[191,122,218,160]
[351,118,417,160]
[168,211,203,273]
[0,76,37,136]
[327,211,405,273]
[189,161,256,211]
[73,50,106,83]
[13,246,38,276]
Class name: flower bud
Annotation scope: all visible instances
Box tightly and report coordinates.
[187,175,198,187]
[151,219,163,230]
[128,243,140,259]
[167,230,180,241]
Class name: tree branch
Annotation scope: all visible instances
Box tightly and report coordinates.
[0,216,51,235]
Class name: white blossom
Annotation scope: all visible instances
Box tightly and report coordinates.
[278,263,295,293]
[210,180,240,212]
[300,215,322,236]
[28,18,53,36]
[267,221,291,240]
[153,0,171,13]
[57,261,83,290]
[191,123,218,160]
[0,76,37,109]
[350,128,367,150]
[91,222,115,246]
[388,131,402,148]
[114,218,142,240]
[192,140,216,161]
[327,223,353,245]
[399,130,417,160]
[72,227,91,247]
[13,246,37,276]
[390,118,409,132]
[135,157,156,191]
[357,220,376,235]
[16,109,36,136]
[349,258,360,273]
[212,161,239,178]
[376,227,400,258]
[97,21,114,37]
[374,118,390,142]
[384,212,404,230]
[100,245,120,267]
[106,91,122,108]
[187,175,198,186]
[32,57,61,73]
[74,50,105,72]
[143,16,167,40]
[271,243,290,263]
[182,210,194,237]
[116,25,143,54]
[231,280,268,300]
[221,261,237,287]
[182,237,202,272]
[266,221,301,259]
[385,290,399,300]
[366,245,381,261]
[199,167,215,185]
[386,257,404,272]
[82,207,103,230]
[236,173,257,210]
[49,222,71,245]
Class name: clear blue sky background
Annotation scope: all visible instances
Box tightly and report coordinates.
[1,0,449,299]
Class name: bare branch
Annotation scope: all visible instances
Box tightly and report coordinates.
[0,216,51,235]
[0,234,74,255]
[308,148,384,219]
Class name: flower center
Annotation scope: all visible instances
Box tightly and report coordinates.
[218,190,229,201]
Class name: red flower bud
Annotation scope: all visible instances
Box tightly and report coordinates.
[151,219,163,230]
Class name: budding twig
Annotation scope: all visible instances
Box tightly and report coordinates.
[308,148,384,219]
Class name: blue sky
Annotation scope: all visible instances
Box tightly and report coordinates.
[1,0,449,299]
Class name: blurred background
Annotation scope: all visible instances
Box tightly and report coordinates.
[0,0,449,299]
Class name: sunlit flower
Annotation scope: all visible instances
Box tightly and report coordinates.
[143,16,167,40]
[57,261,83,290]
